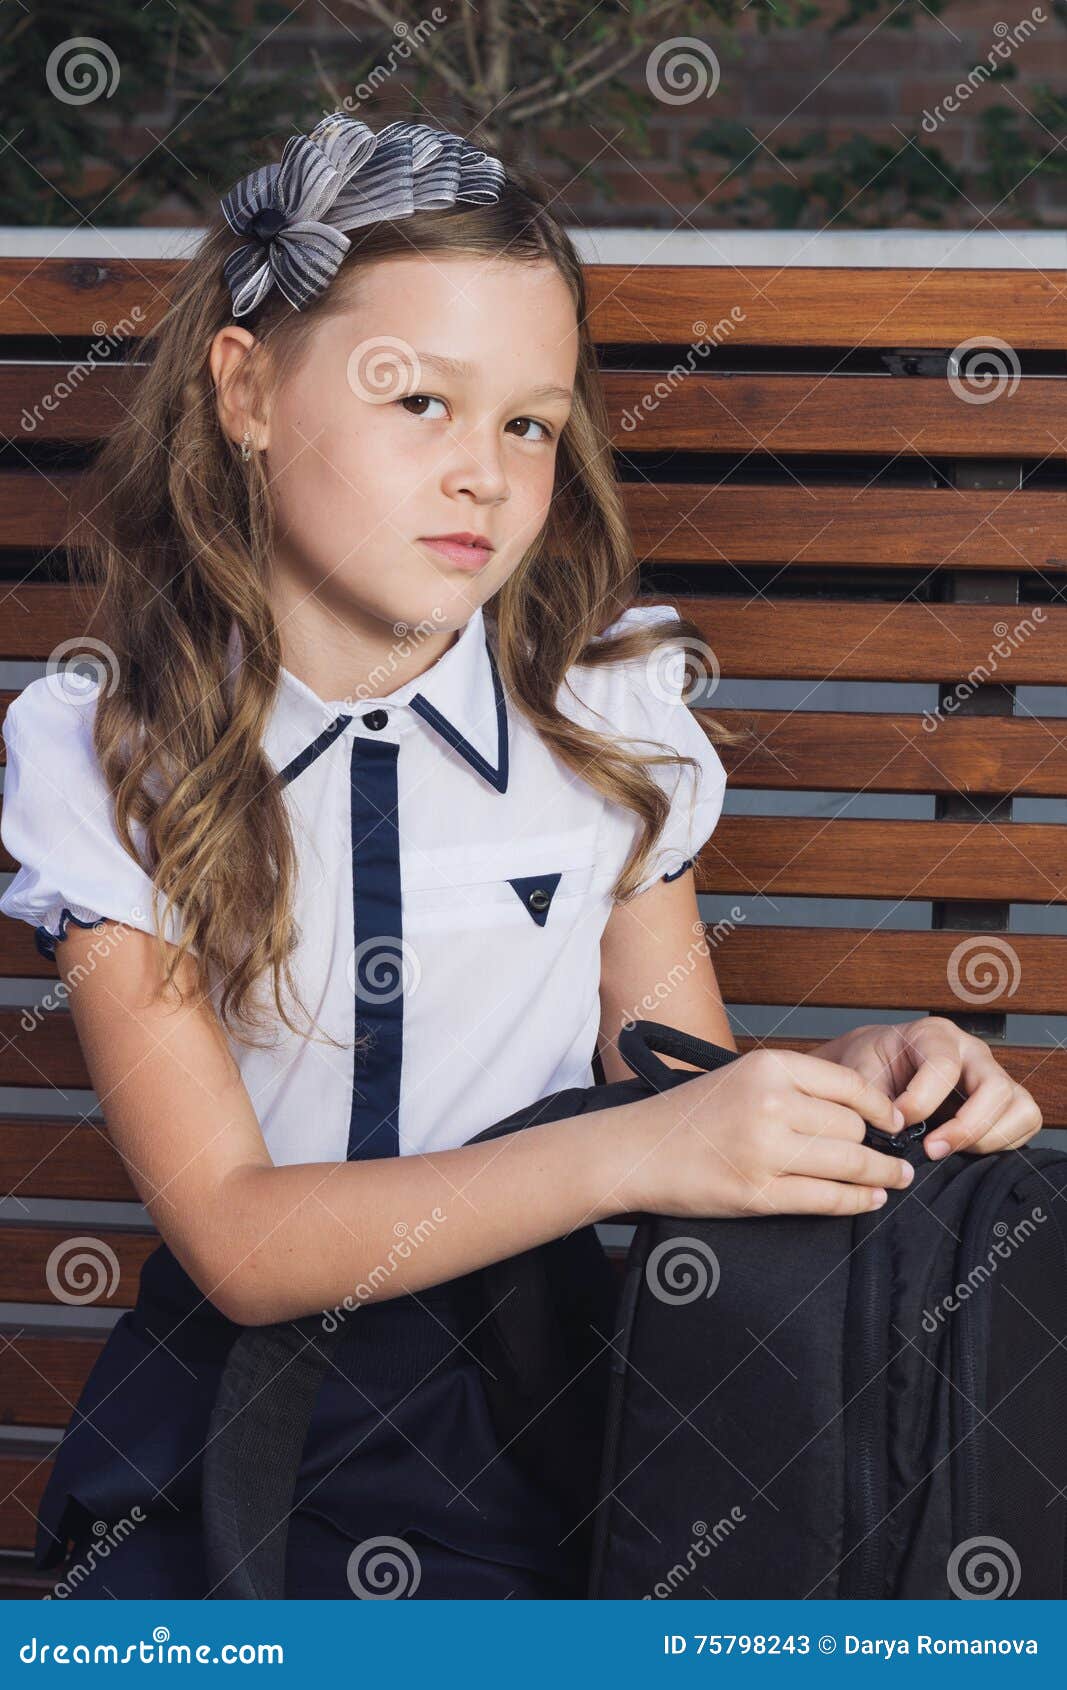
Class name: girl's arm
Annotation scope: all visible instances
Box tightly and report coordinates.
[55,916,910,1327]
[596,868,737,1081]
[53,922,634,1327]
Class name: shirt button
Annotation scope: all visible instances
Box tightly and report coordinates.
[528,888,551,912]
[361,709,388,731]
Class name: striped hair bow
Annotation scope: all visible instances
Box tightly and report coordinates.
[219,113,507,318]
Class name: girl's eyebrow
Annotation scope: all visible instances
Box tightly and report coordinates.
[411,349,573,404]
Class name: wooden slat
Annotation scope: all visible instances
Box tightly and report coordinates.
[716,710,1067,796]
[622,485,1067,570]
[0,883,43,956]
[0,1226,155,1304]
[715,926,1066,1014]
[3,261,1065,348]
[586,266,1067,348]
[700,818,1067,903]
[0,1011,90,1088]
[676,597,1067,684]
[0,366,139,442]
[0,1119,133,1201]
[0,472,78,548]
[0,1333,104,1428]
[603,373,1067,458]
[0,585,91,662]
[0,259,184,336]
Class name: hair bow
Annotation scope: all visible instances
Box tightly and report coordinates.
[219,114,507,318]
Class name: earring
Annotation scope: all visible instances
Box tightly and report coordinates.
[240,429,254,462]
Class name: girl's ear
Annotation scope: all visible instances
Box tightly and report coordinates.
[210,322,270,452]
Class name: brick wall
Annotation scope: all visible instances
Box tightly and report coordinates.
[139,0,1060,227]
[543,0,1060,225]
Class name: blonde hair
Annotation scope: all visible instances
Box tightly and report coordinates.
[66,132,748,1051]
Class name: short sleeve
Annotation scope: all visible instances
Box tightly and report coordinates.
[584,604,728,897]
[0,674,183,961]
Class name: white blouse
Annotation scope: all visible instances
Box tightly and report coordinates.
[0,602,727,1164]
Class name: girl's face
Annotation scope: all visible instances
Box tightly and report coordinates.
[249,252,578,639]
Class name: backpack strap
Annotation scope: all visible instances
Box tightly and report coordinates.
[202,1313,331,1598]
[616,1016,741,1090]
[201,1091,628,1597]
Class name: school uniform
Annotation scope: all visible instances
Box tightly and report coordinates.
[0,600,727,1599]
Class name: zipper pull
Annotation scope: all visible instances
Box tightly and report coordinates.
[863,1117,932,1157]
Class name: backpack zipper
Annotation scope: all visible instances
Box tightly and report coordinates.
[948,1155,1030,1548]
[586,1216,651,1595]
[839,1200,891,1597]
[836,1111,929,1598]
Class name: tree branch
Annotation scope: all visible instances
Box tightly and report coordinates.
[336,0,475,105]
[461,0,485,91]
[483,0,512,108]
[505,0,695,123]
[506,37,654,124]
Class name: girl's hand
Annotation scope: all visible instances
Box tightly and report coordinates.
[812,1018,1043,1161]
[616,1048,915,1221]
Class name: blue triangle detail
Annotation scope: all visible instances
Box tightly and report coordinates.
[507,872,562,927]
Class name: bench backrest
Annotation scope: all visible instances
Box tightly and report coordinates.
[2,257,1064,1584]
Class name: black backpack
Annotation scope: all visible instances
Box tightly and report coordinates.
[203,1019,1067,1601]
[589,1034,1067,1600]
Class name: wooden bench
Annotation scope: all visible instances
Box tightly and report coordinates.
[2,257,1065,1596]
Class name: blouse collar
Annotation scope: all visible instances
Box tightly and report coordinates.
[232,605,510,794]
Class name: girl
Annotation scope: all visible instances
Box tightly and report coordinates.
[1,114,1042,1601]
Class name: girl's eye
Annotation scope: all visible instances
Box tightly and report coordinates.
[399,394,448,420]
[398,394,555,443]
[507,416,554,444]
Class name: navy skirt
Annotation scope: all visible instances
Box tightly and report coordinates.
[34,1242,607,1599]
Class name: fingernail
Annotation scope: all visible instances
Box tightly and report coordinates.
[892,1106,906,1129]
[926,1137,949,1159]
[900,1162,914,1184]
[871,1188,888,1206]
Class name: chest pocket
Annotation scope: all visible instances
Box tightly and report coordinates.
[402,823,609,931]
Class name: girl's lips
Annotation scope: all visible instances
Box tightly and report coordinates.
[420,537,495,572]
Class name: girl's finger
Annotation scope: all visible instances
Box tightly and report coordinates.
[926,1090,1041,1159]
[923,1074,1020,1159]
[889,1023,966,1123]
[763,1175,890,1217]
[782,1131,914,1191]
[776,1050,905,1136]
[786,1091,895,1145]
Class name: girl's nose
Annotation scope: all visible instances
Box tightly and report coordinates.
[441,430,509,503]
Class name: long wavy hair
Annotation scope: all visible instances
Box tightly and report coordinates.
[66,128,749,1052]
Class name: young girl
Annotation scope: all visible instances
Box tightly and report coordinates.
[1,114,1041,1601]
